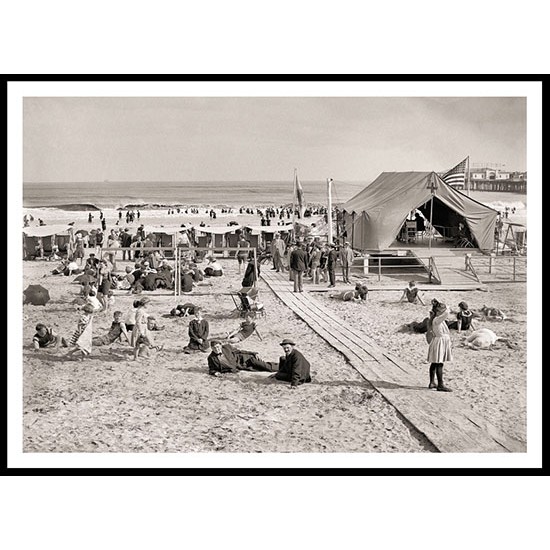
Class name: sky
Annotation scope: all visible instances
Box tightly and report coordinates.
[23,96,527,184]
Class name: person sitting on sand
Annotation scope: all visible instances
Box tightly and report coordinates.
[399,280,425,305]
[271,338,312,389]
[225,313,258,343]
[92,311,131,346]
[32,323,68,351]
[183,307,210,353]
[180,267,196,293]
[446,301,476,333]
[86,287,103,313]
[355,282,369,301]
[204,256,223,277]
[207,340,277,376]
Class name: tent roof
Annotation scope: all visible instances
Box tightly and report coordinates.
[195,225,242,235]
[23,224,72,237]
[244,224,293,234]
[141,225,178,235]
[342,171,498,251]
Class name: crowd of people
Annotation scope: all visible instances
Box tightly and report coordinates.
[30,210,493,394]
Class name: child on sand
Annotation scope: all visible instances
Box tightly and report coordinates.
[92,311,131,346]
[32,324,67,351]
[426,299,453,392]
[132,298,163,360]
[183,308,210,353]
[399,280,425,305]
[66,303,95,360]
[226,313,257,343]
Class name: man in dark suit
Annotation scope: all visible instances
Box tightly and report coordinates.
[275,339,312,388]
[289,241,307,293]
[208,340,277,376]
[327,243,339,288]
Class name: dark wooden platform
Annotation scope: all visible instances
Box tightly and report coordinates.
[261,269,525,453]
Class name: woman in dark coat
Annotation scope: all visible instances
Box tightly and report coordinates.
[241,256,260,289]
[183,308,209,353]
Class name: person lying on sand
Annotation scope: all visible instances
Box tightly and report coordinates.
[463,328,517,350]
[32,323,68,351]
[479,306,507,321]
[207,340,277,376]
[170,303,198,317]
[329,283,368,303]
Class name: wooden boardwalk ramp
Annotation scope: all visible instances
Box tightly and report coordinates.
[261,270,524,453]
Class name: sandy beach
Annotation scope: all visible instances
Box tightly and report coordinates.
[22,240,526,453]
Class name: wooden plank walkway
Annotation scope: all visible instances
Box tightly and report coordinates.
[261,269,525,453]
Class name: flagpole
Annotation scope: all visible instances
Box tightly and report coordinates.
[292,168,297,239]
[327,178,333,245]
[467,155,471,196]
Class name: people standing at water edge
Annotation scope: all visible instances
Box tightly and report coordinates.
[290,241,307,292]
[426,299,453,392]
[339,241,354,284]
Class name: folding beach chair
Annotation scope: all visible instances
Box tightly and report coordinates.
[231,289,266,319]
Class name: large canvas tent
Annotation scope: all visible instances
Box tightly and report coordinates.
[342,172,498,252]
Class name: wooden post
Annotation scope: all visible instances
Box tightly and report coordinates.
[428,195,434,251]
[378,257,381,281]
[253,247,258,288]
[513,256,516,281]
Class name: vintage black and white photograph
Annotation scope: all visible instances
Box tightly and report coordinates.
[8,80,541,468]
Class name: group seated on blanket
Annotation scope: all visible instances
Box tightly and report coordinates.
[122,259,175,293]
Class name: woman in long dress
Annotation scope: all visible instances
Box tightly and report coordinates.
[426,300,453,392]
[67,303,95,360]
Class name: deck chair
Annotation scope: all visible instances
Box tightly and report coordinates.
[231,289,266,318]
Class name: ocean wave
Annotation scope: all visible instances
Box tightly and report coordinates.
[32,203,101,212]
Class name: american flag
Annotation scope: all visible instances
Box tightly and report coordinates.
[442,157,468,187]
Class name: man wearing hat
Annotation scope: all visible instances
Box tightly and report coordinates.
[339,241,354,284]
[274,339,311,388]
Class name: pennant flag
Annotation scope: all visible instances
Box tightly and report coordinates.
[442,157,468,188]
[294,170,305,218]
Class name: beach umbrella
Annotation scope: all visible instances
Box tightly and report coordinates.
[23,284,51,306]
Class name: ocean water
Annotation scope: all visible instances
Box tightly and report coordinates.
[21,181,527,230]
[22,180,367,210]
